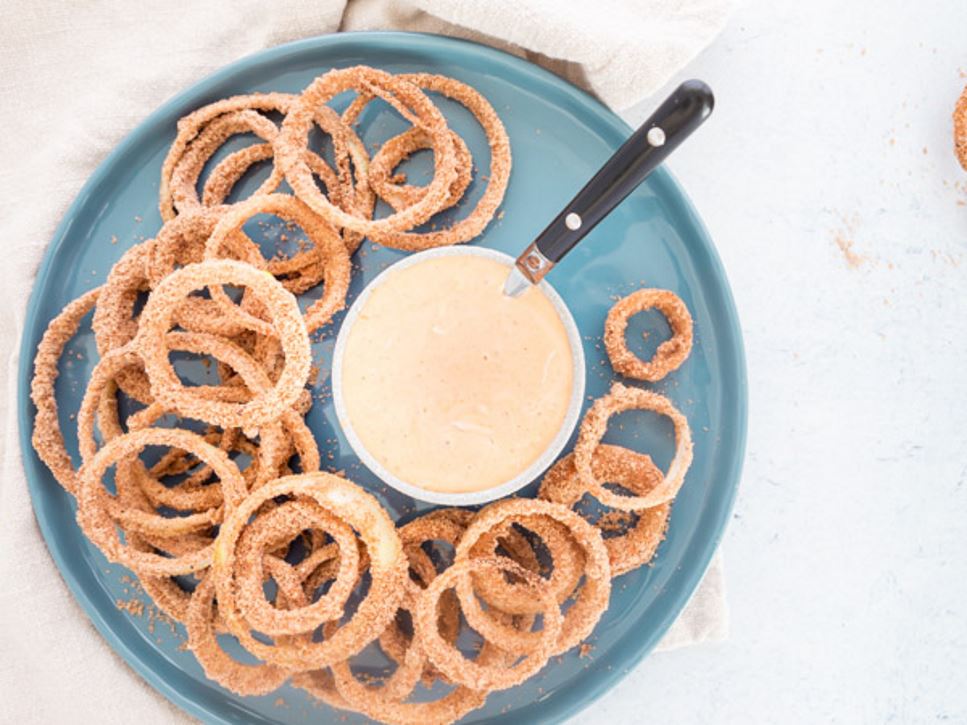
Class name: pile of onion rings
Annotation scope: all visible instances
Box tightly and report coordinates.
[30,64,698,725]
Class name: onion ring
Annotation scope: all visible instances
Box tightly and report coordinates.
[169,110,284,217]
[604,289,693,381]
[367,128,473,213]
[466,514,585,615]
[76,427,247,576]
[539,445,671,576]
[233,499,359,636]
[211,472,406,670]
[160,92,294,221]
[455,498,610,657]
[278,66,458,237]
[574,382,694,511]
[340,72,511,251]
[203,194,351,332]
[30,287,100,494]
[186,574,292,695]
[415,556,562,691]
[133,260,310,429]
[90,242,156,403]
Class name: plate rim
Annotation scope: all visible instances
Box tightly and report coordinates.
[17,30,748,725]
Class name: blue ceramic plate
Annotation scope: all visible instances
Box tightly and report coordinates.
[18,32,746,724]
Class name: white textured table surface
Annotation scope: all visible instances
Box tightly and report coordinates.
[580,1,967,722]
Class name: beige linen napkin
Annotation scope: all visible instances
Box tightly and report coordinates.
[0,1,730,722]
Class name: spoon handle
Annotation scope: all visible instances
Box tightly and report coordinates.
[514,80,714,284]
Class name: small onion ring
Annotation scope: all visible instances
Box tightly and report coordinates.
[604,289,693,381]
[232,499,359,636]
[467,514,585,615]
[340,72,511,251]
[203,193,351,333]
[169,110,283,217]
[367,128,473,213]
[186,574,292,695]
[91,242,156,403]
[160,92,295,221]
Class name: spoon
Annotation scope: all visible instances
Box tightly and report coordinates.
[503,80,715,297]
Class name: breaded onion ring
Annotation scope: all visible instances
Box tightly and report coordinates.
[604,289,693,381]
[203,194,351,332]
[539,445,671,576]
[574,383,694,511]
[160,92,294,221]
[467,514,585,616]
[75,427,247,576]
[133,260,310,429]
[278,66,458,237]
[341,73,511,251]
[30,287,100,494]
[186,574,292,695]
[415,556,562,691]
[454,498,610,657]
[211,472,407,670]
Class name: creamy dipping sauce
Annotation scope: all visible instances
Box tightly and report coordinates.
[340,254,574,494]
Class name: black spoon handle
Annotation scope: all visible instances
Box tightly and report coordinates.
[515,80,714,283]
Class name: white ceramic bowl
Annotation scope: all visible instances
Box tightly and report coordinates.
[332,246,586,506]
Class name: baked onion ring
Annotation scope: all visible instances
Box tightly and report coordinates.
[211,472,407,670]
[203,193,351,332]
[604,288,693,381]
[133,260,311,429]
[539,445,671,576]
[574,383,694,511]
[30,287,100,494]
[341,72,511,251]
[415,556,562,691]
[455,498,610,657]
[278,66,458,238]
[75,427,247,576]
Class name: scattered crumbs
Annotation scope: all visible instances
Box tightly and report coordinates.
[147,602,179,636]
[274,697,289,708]
[110,235,118,245]
[116,597,145,617]
[831,214,869,270]
[497,210,505,221]
[579,643,595,658]
[177,640,191,652]
[134,215,143,223]
[922,146,928,155]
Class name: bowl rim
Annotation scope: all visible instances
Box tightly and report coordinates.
[331,245,587,505]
